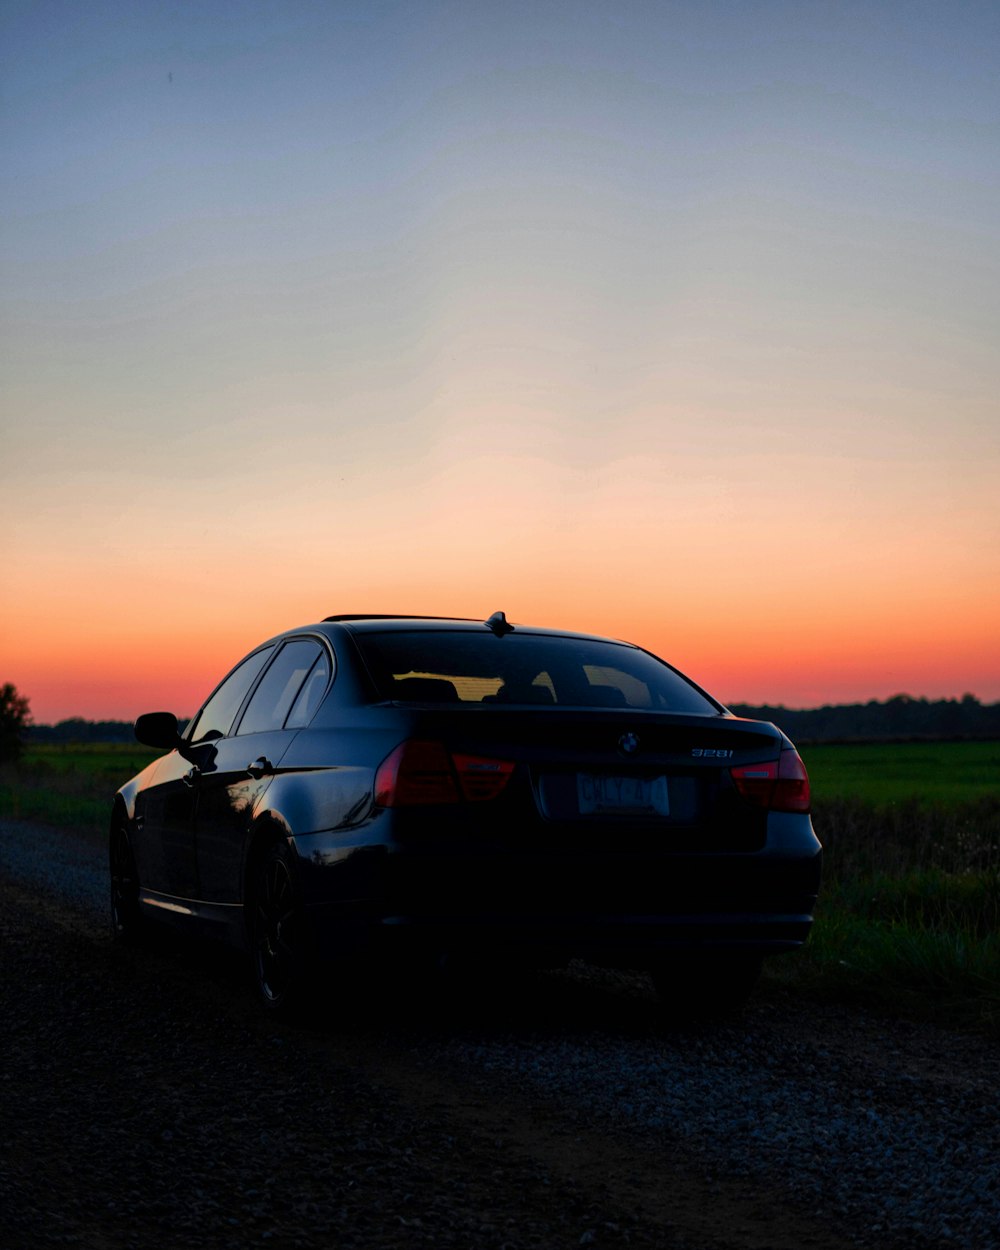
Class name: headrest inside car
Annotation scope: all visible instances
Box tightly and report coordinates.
[393,677,460,702]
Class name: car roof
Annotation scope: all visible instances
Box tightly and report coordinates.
[318,614,637,646]
[323,614,477,625]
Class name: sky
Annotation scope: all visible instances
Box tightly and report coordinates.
[2,0,998,723]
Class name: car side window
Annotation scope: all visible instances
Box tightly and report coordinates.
[187,647,275,743]
[237,639,322,735]
[285,649,332,729]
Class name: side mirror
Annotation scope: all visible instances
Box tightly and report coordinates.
[134,711,182,750]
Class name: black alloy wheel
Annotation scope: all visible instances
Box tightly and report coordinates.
[251,841,310,1014]
[109,821,143,944]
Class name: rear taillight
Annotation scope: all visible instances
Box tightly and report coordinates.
[374,740,458,806]
[730,748,810,814]
[374,740,515,807]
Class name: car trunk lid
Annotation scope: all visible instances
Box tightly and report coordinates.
[393,707,784,851]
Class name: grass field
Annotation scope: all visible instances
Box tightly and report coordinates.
[775,742,1000,1033]
[18,742,160,778]
[802,740,1000,805]
[0,743,158,833]
[2,738,999,1031]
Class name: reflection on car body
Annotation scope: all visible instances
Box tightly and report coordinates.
[110,611,822,1016]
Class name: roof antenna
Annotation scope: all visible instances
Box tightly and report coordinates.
[485,610,515,637]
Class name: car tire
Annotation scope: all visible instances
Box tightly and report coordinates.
[651,954,762,1019]
[249,840,313,1016]
[109,820,144,945]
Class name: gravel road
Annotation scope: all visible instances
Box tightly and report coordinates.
[2,817,999,1250]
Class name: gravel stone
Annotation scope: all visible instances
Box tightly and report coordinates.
[3,817,999,1250]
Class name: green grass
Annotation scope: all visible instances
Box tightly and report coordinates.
[20,742,160,776]
[0,742,160,834]
[803,740,1000,805]
[790,741,1000,1034]
[771,898,1000,1033]
[773,776,1000,1033]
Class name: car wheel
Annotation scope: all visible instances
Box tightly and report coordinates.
[651,955,762,1019]
[109,821,144,944]
[250,841,312,1015]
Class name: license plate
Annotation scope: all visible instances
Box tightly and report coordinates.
[577,773,669,816]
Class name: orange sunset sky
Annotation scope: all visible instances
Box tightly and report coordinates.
[2,1,999,724]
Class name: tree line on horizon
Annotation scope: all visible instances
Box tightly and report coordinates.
[725,693,1000,743]
[20,693,1000,745]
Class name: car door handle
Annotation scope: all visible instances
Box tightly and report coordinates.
[246,756,273,779]
[182,766,201,787]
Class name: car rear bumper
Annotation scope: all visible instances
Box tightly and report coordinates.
[293,812,822,968]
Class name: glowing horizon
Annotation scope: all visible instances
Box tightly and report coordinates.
[3,2,998,724]
[11,593,999,725]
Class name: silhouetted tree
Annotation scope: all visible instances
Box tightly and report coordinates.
[0,683,32,761]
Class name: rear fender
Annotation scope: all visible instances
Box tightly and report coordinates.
[258,764,377,838]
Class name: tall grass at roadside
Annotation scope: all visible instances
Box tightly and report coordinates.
[815,793,1000,877]
[771,793,1000,1033]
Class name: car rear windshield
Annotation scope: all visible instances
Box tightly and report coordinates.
[354,630,720,714]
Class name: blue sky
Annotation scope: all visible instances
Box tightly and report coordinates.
[2,0,998,717]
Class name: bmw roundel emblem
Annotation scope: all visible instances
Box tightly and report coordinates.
[619,732,640,755]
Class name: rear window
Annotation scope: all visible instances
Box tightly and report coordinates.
[354,631,719,715]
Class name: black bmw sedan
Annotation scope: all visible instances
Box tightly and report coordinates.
[111,612,821,1015]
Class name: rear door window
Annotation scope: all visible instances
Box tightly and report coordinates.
[285,649,333,728]
[237,639,324,735]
